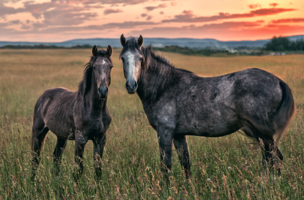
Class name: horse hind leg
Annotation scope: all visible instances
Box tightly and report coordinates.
[243,128,282,177]
[274,146,283,176]
[32,125,49,180]
[260,138,284,179]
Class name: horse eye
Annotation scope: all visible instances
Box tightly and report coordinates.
[139,57,143,61]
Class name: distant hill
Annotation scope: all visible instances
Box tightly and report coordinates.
[1,35,304,49]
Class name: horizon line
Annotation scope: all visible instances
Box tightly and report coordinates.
[1,34,302,44]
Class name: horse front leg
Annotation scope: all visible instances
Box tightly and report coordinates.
[93,134,106,180]
[53,137,67,176]
[157,127,173,186]
[74,131,88,182]
[173,135,191,179]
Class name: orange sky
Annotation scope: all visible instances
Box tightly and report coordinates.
[0,0,303,42]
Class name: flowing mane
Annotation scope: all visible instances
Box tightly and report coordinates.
[141,45,194,74]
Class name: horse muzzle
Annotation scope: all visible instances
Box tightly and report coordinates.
[126,80,138,94]
[98,86,108,98]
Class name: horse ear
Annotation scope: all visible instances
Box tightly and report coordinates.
[107,45,112,57]
[92,45,98,56]
[120,34,126,47]
[138,35,143,48]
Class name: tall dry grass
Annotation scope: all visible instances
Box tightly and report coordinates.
[0,49,304,199]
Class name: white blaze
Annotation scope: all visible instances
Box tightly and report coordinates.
[125,51,137,81]
[101,59,106,80]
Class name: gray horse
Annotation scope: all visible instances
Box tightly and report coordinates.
[32,45,113,181]
[119,35,295,183]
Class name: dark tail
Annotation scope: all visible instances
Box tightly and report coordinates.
[273,81,295,142]
[240,80,295,143]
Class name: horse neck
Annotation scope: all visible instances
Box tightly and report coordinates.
[137,56,174,103]
[81,72,107,112]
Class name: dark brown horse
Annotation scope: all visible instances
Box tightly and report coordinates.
[119,35,295,184]
[32,45,113,181]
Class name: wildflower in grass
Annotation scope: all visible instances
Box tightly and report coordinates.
[207,178,211,182]
[227,166,232,170]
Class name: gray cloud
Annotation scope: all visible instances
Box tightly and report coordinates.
[0,19,158,37]
[128,22,304,40]
[145,3,166,11]
[129,21,265,37]
[271,18,304,24]
[140,13,153,21]
[104,8,123,15]
[9,20,21,25]
[162,8,296,23]
[0,5,25,16]
[99,21,158,29]
[31,21,158,34]
[0,0,159,30]
[0,1,100,29]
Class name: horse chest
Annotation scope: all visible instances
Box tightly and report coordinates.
[86,120,106,134]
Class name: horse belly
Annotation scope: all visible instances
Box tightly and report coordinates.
[45,118,74,138]
[176,104,240,137]
[43,106,74,138]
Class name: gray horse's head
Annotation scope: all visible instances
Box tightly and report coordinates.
[119,34,144,94]
[90,45,113,98]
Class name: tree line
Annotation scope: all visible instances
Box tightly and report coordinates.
[264,36,304,51]
[0,44,94,49]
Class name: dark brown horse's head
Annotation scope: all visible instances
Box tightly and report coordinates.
[119,34,144,94]
[82,45,113,98]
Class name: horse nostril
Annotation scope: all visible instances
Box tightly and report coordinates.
[126,80,138,93]
[98,87,108,97]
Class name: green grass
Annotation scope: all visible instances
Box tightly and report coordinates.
[1,49,304,199]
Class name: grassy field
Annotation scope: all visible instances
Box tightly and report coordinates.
[0,49,304,199]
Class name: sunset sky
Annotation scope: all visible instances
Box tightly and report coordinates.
[0,0,304,42]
